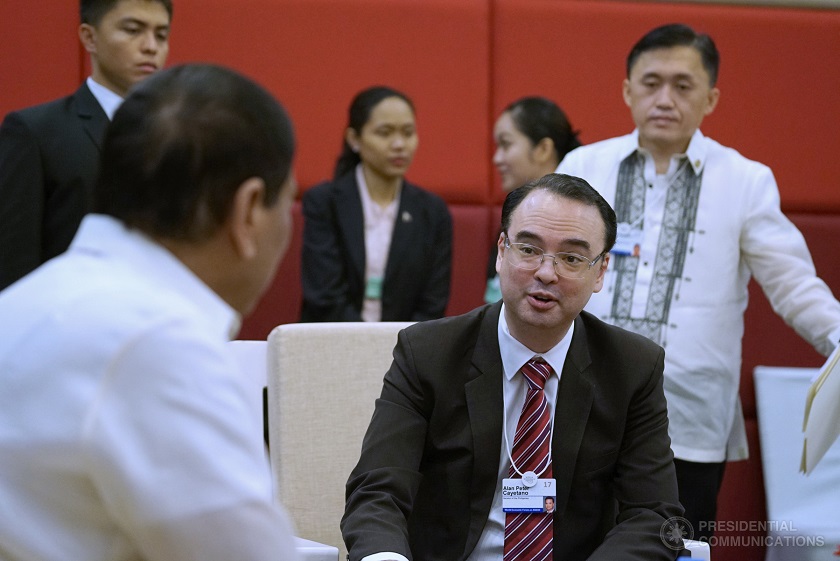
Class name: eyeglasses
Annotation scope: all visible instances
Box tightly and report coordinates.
[504,236,604,279]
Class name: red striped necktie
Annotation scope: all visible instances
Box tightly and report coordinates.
[504,358,553,561]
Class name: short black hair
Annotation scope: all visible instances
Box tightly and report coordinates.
[94,63,295,241]
[626,23,719,87]
[501,173,616,255]
[81,0,173,26]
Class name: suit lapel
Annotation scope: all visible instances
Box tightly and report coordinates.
[73,83,109,152]
[333,174,366,284]
[552,315,595,518]
[463,303,504,556]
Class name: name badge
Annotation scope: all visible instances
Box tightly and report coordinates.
[612,222,643,257]
[502,477,556,513]
[365,277,383,300]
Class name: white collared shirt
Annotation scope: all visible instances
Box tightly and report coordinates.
[86,76,123,120]
[0,215,300,561]
[465,305,571,560]
[559,129,840,462]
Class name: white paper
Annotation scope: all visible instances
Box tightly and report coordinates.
[801,343,840,474]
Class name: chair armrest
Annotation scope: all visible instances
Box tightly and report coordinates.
[295,536,340,561]
[683,538,711,560]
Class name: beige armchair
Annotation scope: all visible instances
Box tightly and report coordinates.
[264,322,710,560]
[266,322,412,560]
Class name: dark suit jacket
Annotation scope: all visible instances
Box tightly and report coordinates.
[343,303,683,561]
[300,172,452,322]
[0,83,108,290]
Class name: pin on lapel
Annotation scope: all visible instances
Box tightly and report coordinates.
[402,211,412,223]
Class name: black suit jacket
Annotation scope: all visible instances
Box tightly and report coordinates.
[300,172,452,322]
[343,303,683,561]
[0,83,108,290]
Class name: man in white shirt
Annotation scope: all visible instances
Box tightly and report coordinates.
[0,0,172,290]
[557,23,840,539]
[0,63,299,561]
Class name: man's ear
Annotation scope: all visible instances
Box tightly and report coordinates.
[495,231,506,275]
[705,87,721,116]
[622,78,632,108]
[229,177,266,261]
[78,23,96,54]
[593,252,610,293]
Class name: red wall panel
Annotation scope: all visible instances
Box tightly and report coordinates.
[493,0,840,211]
[0,2,83,117]
[168,0,491,204]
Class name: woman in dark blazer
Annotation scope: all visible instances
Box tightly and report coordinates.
[301,86,452,322]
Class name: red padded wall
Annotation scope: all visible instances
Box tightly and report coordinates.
[168,0,491,204]
[0,3,83,117]
[447,204,493,316]
[492,0,840,212]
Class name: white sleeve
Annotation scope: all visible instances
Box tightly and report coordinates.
[741,165,840,356]
[555,147,582,176]
[137,502,300,561]
[361,553,410,561]
[83,318,300,561]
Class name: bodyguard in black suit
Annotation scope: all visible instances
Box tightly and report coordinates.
[343,174,684,561]
[0,0,172,290]
[0,84,108,289]
[301,86,452,322]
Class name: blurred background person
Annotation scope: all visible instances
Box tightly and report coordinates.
[485,96,581,303]
[0,0,172,291]
[301,86,452,322]
[0,64,300,561]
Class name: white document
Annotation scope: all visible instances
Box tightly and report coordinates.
[801,343,840,474]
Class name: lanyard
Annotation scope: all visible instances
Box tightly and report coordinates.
[502,372,554,480]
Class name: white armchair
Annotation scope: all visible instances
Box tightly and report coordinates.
[754,366,840,561]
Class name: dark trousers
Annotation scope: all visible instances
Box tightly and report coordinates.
[674,459,727,541]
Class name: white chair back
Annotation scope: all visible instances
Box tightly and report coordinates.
[754,366,840,561]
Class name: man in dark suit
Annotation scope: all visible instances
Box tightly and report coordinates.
[343,173,684,561]
[0,0,172,290]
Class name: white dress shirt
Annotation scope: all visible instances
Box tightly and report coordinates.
[558,129,840,462]
[0,215,299,561]
[86,76,124,120]
[465,306,570,560]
